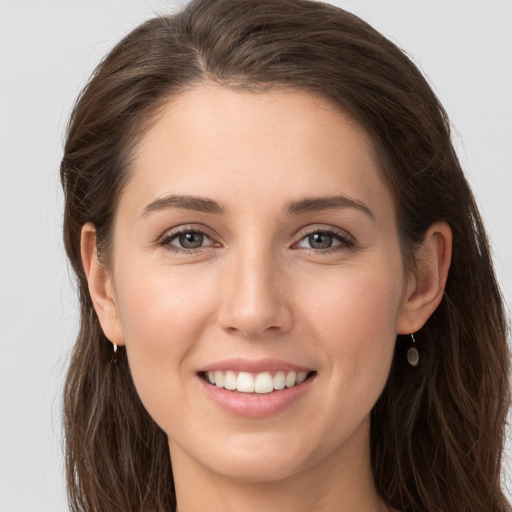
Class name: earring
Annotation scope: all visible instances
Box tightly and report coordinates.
[111,343,118,365]
[407,333,419,366]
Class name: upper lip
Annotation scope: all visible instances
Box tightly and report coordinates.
[200,358,313,374]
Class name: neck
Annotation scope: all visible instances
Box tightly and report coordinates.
[170,419,390,512]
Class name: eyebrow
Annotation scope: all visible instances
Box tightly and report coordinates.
[285,195,374,220]
[142,194,226,216]
[142,193,374,220]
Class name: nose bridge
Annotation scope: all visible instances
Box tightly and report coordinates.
[218,235,292,337]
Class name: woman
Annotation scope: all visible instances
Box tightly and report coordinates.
[60,0,511,510]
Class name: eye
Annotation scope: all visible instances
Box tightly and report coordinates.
[295,228,354,252]
[159,228,215,253]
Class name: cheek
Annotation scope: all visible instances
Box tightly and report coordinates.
[303,261,402,336]
[113,262,218,422]
[292,266,403,455]
[299,260,403,392]
[117,270,207,344]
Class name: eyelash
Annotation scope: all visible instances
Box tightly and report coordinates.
[158,226,355,255]
[158,227,218,255]
[297,227,355,254]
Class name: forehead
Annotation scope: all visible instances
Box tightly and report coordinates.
[124,84,393,220]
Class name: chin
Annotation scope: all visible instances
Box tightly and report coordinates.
[171,427,320,484]
[205,451,311,484]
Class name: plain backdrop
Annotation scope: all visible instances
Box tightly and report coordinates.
[1,1,511,510]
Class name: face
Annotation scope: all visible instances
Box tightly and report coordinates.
[104,85,411,482]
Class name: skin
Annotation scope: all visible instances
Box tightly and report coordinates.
[82,85,452,512]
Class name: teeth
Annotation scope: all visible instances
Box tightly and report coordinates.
[296,371,308,384]
[273,371,286,390]
[205,370,310,393]
[224,370,237,390]
[285,371,296,388]
[214,371,224,388]
[254,372,274,393]
[237,372,255,393]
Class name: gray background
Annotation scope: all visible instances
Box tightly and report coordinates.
[1,1,511,510]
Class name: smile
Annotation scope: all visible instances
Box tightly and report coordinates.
[204,370,311,394]
[197,359,316,417]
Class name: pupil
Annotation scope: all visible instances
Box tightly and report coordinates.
[309,233,332,249]
[179,232,203,249]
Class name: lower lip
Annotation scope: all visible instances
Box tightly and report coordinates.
[198,374,315,418]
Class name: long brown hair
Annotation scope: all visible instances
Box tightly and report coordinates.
[60,1,511,510]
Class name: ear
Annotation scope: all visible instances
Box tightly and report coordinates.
[396,221,452,334]
[81,222,125,346]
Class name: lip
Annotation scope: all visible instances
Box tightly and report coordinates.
[197,359,316,418]
[200,357,312,374]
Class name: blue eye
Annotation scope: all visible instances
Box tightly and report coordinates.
[296,229,353,252]
[160,229,214,252]
[175,231,206,249]
[159,227,353,255]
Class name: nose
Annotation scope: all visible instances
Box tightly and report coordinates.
[217,244,293,339]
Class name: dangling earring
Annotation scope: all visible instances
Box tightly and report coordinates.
[407,333,419,366]
[111,342,118,365]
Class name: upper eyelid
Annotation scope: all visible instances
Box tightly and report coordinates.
[298,224,351,236]
[294,224,353,243]
[159,224,350,238]
[159,224,353,250]
[159,224,216,241]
